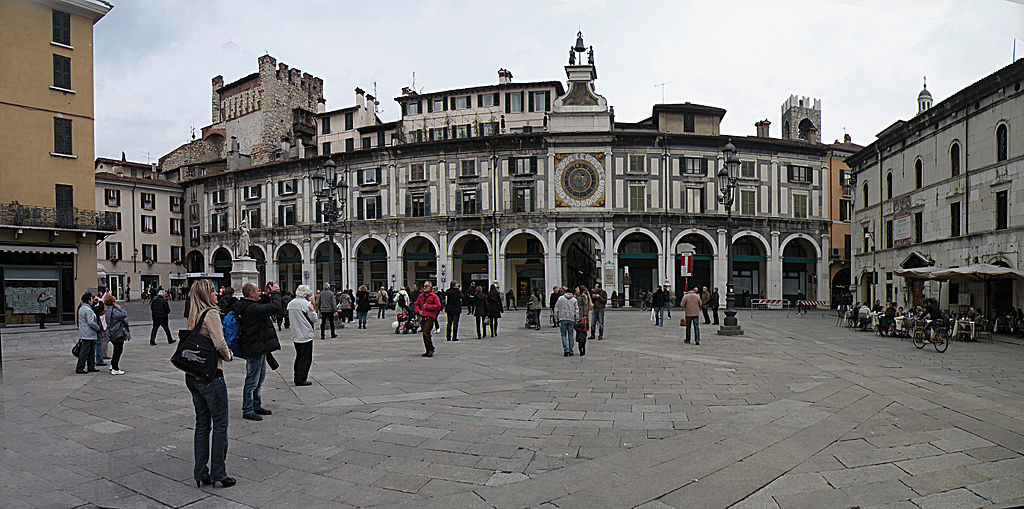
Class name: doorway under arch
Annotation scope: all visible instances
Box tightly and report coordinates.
[276,244,302,291]
[731,236,766,306]
[314,242,343,290]
[402,237,437,288]
[452,234,489,292]
[212,248,232,288]
[355,238,388,290]
[504,231,545,304]
[248,245,267,288]
[675,233,715,295]
[618,232,658,306]
[782,238,818,304]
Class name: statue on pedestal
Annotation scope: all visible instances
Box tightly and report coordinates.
[238,217,251,257]
[569,46,575,65]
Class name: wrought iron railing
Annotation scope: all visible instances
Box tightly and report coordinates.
[0,202,119,231]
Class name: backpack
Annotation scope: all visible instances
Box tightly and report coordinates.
[222,311,240,354]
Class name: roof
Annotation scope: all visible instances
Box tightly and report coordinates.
[394,80,566,102]
[829,141,864,154]
[95,157,152,169]
[357,121,400,133]
[652,103,727,117]
[320,105,359,116]
[94,172,182,190]
[847,58,1024,168]
[217,72,259,94]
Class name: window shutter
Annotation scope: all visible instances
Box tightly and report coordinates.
[357,197,364,220]
[427,99,433,113]
[357,168,364,185]
[528,91,535,112]
[787,165,794,181]
[475,185,482,213]
[544,91,551,111]
[477,94,483,107]
[375,196,382,218]
[492,93,499,106]
[505,93,511,113]
[507,157,514,175]
[455,189,463,214]
[375,167,382,184]
[701,158,709,176]
[417,100,423,114]
[405,194,411,217]
[450,97,456,110]
[808,167,814,184]
[401,102,407,116]
[530,157,538,174]
[425,190,431,216]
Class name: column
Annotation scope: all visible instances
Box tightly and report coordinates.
[817,233,830,303]
[661,226,672,290]
[345,234,357,289]
[768,231,782,300]
[604,226,616,291]
[267,241,282,288]
[715,229,728,290]
[438,230,450,288]
[545,225,558,291]
[491,227,502,287]
[387,232,401,288]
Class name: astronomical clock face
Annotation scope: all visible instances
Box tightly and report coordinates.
[554,153,605,207]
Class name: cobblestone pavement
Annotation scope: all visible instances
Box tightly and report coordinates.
[2,308,1024,508]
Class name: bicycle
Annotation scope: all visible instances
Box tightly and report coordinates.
[913,319,949,353]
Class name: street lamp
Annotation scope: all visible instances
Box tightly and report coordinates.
[717,140,744,335]
[311,158,349,294]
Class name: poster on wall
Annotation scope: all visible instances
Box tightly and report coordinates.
[892,197,912,247]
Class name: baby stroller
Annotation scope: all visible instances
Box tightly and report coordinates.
[394,312,420,334]
[525,302,539,329]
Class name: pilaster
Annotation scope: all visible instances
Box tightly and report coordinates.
[768,231,782,300]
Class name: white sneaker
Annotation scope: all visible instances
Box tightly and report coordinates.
[117,370,126,375]
[110,368,116,375]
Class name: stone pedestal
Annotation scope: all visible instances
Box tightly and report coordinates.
[231,256,259,290]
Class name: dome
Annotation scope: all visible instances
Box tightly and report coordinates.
[918,86,932,100]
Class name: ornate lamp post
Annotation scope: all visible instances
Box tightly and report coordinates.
[311,158,348,292]
[717,140,744,335]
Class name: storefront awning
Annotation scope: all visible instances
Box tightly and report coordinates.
[0,244,78,254]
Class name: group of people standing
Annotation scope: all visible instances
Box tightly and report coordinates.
[75,291,134,375]
[551,283,608,356]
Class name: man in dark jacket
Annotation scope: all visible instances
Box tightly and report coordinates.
[149,290,174,345]
[444,281,463,342]
[589,283,607,340]
[549,286,561,327]
[414,281,442,357]
[710,287,721,325]
[651,286,667,326]
[234,282,282,421]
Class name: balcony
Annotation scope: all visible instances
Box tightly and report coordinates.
[293,121,316,137]
[0,202,119,233]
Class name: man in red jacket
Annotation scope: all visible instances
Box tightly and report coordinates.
[414,281,442,357]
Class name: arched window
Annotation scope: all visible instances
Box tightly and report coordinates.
[862,183,869,208]
[996,124,1008,162]
[915,159,923,189]
[950,142,960,176]
[886,172,893,199]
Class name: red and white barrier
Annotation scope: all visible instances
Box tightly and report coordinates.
[752,299,789,310]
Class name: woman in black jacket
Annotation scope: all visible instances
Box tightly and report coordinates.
[486,285,503,336]
[355,285,371,329]
[473,286,488,339]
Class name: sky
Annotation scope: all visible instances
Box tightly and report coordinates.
[93,0,1024,163]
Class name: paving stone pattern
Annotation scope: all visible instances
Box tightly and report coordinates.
[2,307,1024,508]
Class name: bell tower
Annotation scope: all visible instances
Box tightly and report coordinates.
[917,77,933,114]
[549,31,611,133]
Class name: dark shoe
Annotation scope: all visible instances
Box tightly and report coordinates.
[95,363,107,366]
[579,350,586,356]
[695,341,700,345]
[197,477,213,488]
[421,351,434,357]
[242,412,262,421]
[75,370,87,374]
[295,381,312,386]
[684,340,691,344]
[253,407,272,416]
[331,334,338,338]
[598,337,604,340]
[87,368,100,372]
[563,352,570,357]
[150,341,156,346]
[452,338,458,341]
[567,352,574,356]
[168,339,176,344]
[214,477,236,488]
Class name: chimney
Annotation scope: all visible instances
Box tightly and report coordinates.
[843,133,852,144]
[498,68,512,85]
[355,87,365,109]
[806,128,818,144]
[211,75,224,123]
[755,119,771,138]
[365,94,375,111]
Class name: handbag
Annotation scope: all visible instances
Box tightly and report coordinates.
[109,326,128,342]
[71,339,82,357]
[170,309,219,381]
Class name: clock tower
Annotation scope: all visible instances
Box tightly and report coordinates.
[549,31,612,133]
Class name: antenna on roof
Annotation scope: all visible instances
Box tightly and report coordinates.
[372,81,382,114]
[654,81,672,104]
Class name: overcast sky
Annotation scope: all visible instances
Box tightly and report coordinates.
[93,0,1024,162]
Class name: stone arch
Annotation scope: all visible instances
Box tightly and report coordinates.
[780,233,822,259]
[499,228,548,255]
[311,237,344,255]
[185,250,205,273]
[730,230,771,255]
[612,227,663,254]
[398,233,440,256]
[352,233,391,258]
[670,228,718,256]
[274,242,302,261]
[990,257,1012,268]
[448,230,492,255]
[555,227,604,254]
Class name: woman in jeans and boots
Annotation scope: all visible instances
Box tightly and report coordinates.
[185,279,236,488]
[103,294,130,375]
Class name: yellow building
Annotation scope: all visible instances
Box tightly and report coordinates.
[826,135,861,303]
[0,0,113,326]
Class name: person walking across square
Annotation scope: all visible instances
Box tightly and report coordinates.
[414,281,442,357]
[150,290,174,345]
[444,281,463,341]
[555,288,579,356]
[589,283,607,340]
[700,286,711,324]
[710,287,721,325]
[318,283,337,339]
[681,288,702,345]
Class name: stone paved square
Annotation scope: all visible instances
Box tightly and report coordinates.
[3,306,1024,508]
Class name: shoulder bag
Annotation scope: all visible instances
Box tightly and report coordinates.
[170,309,219,381]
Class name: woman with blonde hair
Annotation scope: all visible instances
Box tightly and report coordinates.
[355,284,371,329]
[288,285,318,386]
[103,294,130,375]
[184,279,236,488]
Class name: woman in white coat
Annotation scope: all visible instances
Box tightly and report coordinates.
[288,285,318,386]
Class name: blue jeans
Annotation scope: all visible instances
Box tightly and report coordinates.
[357,310,368,328]
[242,353,266,414]
[186,373,228,482]
[654,306,664,326]
[591,308,605,338]
[76,339,96,371]
[685,316,701,343]
[94,335,105,365]
[664,304,671,319]
[559,320,575,353]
